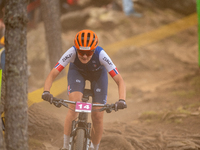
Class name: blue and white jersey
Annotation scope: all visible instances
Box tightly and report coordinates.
[55,46,119,77]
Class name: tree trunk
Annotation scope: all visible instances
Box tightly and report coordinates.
[4,0,29,149]
[0,118,5,149]
[40,0,63,69]
[0,72,6,150]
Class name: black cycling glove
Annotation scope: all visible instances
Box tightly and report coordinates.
[115,99,127,110]
[42,91,53,104]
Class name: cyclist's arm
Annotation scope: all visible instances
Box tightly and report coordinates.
[99,50,126,100]
[44,47,76,92]
[55,46,76,71]
[113,74,126,100]
[44,68,60,92]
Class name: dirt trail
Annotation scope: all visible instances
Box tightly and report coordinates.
[27,1,200,150]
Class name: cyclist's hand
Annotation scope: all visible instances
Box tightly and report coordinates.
[42,91,53,104]
[115,99,127,110]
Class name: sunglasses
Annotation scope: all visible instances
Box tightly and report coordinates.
[77,49,95,56]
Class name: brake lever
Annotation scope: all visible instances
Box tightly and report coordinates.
[53,101,62,108]
[106,107,112,113]
[61,100,69,108]
[106,104,115,113]
[52,98,68,108]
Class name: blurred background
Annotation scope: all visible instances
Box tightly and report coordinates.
[2,0,200,150]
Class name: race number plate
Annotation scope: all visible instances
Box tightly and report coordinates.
[75,102,92,113]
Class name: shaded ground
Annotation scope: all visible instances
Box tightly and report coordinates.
[27,1,200,150]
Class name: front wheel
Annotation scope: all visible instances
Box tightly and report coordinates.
[74,129,86,150]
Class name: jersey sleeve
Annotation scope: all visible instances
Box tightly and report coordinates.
[99,50,119,77]
[54,46,76,72]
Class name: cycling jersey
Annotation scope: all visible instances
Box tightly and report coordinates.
[55,46,119,78]
[54,46,119,104]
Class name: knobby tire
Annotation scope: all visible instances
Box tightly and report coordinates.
[75,129,86,150]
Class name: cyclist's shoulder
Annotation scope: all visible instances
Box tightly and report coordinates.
[95,46,105,54]
[63,46,76,55]
[96,46,103,50]
[59,46,76,64]
[70,46,76,52]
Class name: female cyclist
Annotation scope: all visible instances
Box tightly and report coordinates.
[42,29,127,150]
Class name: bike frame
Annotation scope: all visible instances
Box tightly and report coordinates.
[69,89,93,150]
[52,89,116,150]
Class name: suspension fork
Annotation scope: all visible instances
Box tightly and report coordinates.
[69,112,92,150]
[78,112,91,139]
[78,112,91,150]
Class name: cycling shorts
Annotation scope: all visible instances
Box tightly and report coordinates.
[67,63,108,104]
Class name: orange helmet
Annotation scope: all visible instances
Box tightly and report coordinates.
[74,29,99,51]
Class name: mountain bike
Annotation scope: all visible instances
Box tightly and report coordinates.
[50,89,122,150]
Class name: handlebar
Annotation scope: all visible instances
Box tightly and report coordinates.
[51,97,117,113]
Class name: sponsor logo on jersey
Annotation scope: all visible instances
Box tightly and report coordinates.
[68,85,71,95]
[103,95,107,104]
[62,53,72,62]
[96,88,101,92]
[103,57,113,65]
[92,60,97,68]
[103,99,107,104]
[76,79,81,83]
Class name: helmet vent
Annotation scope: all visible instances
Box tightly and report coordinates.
[87,32,90,46]
[76,34,80,47]
[81,32,84,46]
[95,40,98,47]
[90,33,95,47]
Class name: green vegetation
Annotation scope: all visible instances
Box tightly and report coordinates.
[139,104,200,124]
[172,90,196,98]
